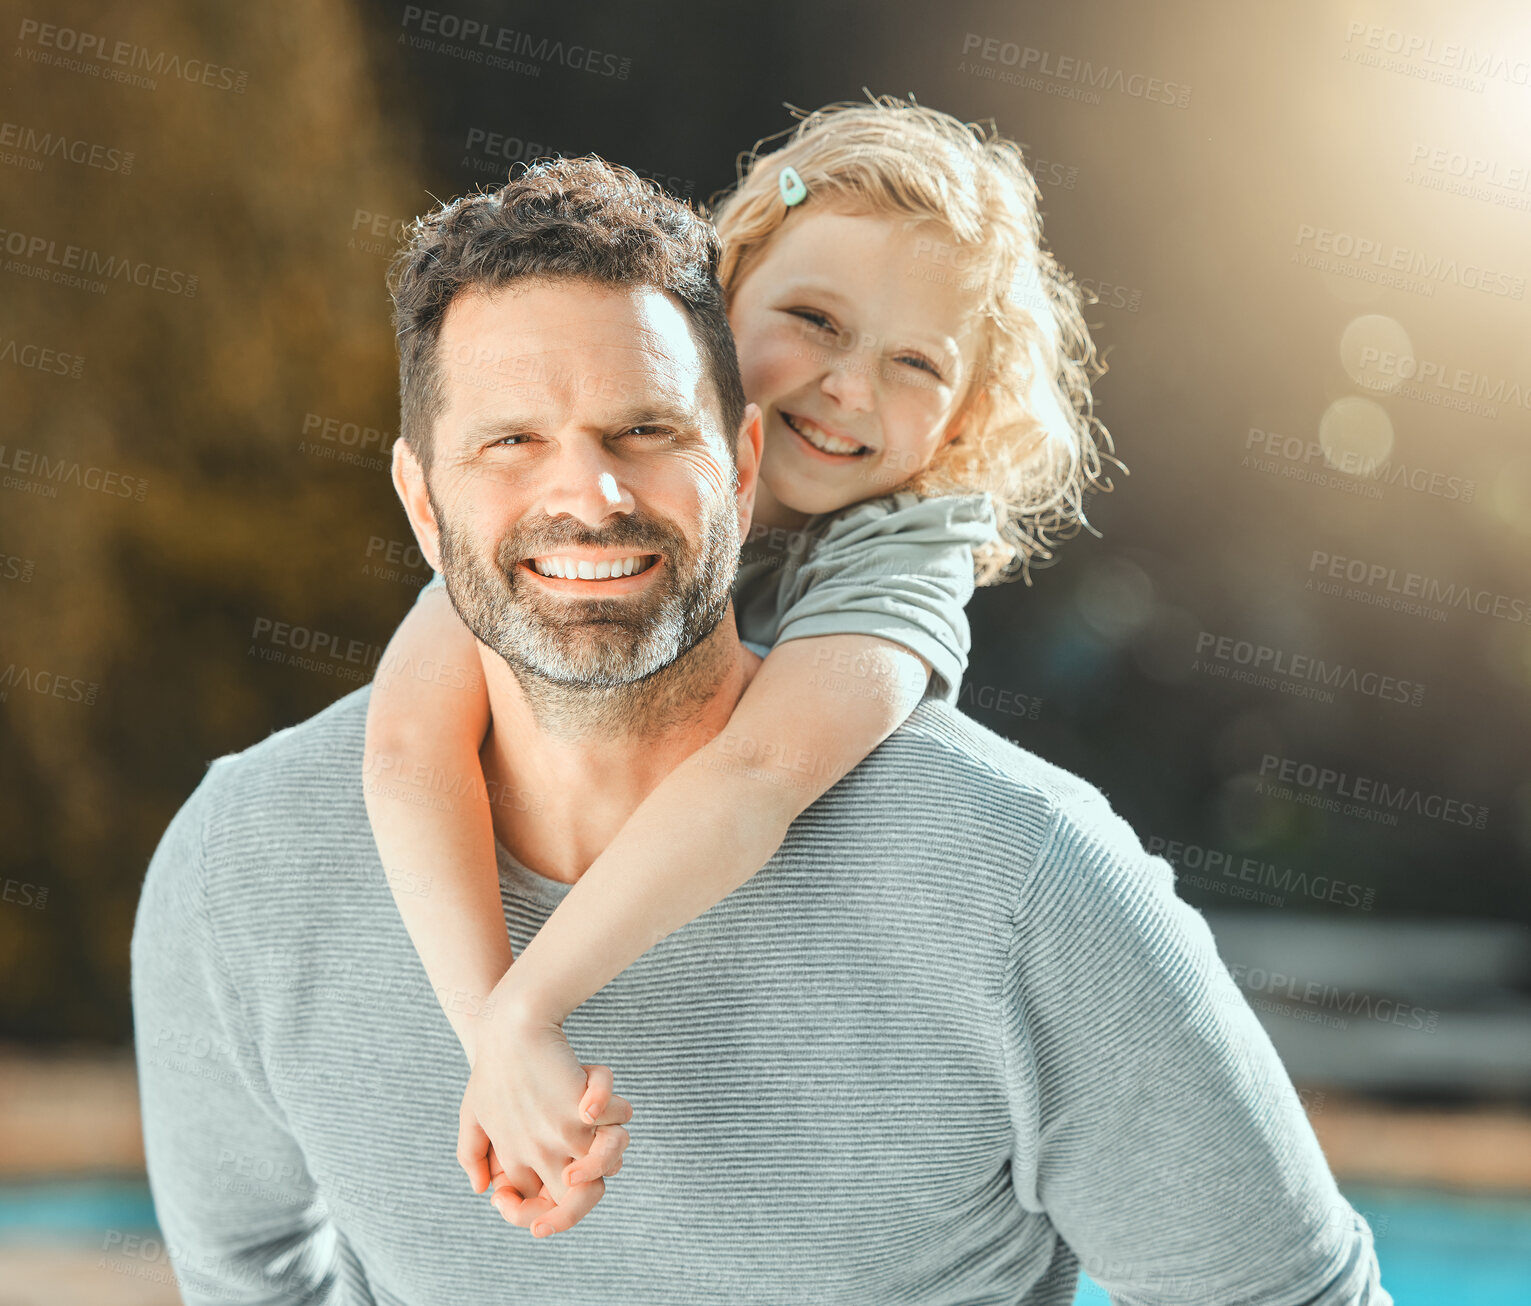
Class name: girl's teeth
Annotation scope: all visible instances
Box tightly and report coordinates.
[788,414,864,455]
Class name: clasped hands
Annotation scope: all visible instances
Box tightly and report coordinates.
[458,999,633,1240]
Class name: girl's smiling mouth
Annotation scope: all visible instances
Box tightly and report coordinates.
[779,410,872,458]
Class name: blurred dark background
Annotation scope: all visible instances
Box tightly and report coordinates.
[4,0,1531,1251]
[7,0,1529,1052]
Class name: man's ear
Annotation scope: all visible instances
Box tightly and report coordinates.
[733,401,764,542]
[391,437,443,572]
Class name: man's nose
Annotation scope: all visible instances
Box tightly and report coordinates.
[537,436,634,528]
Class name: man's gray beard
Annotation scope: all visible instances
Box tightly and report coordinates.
[432,495,740,740]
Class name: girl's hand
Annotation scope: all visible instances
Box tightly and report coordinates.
[456,1014,633,1236]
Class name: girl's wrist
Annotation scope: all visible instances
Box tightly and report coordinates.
[487,964,567,1031]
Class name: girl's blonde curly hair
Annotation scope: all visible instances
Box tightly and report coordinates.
[706,91,1125,587]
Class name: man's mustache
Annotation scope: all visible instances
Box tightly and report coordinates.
[496,518,683,566]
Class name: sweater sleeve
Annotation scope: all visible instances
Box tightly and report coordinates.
[1001,792,1392,1306]
[131,761,349,1305]
[770,492,997,706]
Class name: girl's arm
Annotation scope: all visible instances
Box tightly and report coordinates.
[480,631,932,1033]
[464,630,932,1225]
[365,584,634,1230]
[362,585,512,1061]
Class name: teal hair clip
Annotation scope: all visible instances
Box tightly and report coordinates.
[778,165,807,207]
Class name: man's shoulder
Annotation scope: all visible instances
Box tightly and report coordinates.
[877,697,1109,820]
[174,686,372,867]
[799,698,1149,941]
[872,701,1192,948]
[202,685,370,799]
[137,688,374,963]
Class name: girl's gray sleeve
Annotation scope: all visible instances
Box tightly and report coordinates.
[1002,792,1392,1305]
[771,493,997,705]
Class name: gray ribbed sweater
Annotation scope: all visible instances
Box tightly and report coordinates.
[131,686,1390,1305]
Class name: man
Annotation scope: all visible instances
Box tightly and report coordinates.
[133,158,1390,1304]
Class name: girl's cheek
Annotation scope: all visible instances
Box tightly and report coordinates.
[743,333,802,392]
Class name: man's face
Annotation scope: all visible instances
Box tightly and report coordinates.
[401,278,759,687]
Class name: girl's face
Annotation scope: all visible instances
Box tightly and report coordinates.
[726,207,983,527]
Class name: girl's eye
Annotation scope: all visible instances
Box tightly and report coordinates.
[898,355,943,379]
[790,308,837,333]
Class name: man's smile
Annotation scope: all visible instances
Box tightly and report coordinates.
[516,550,664,593]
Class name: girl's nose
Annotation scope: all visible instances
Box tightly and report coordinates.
[819,357,876,413]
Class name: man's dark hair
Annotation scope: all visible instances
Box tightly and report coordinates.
[386,156,747,474]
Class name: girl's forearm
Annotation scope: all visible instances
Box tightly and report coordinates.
[490,738,809,1026]
[372,784,513,1059]
[364,592,511,1062]
[491,633,931,1028]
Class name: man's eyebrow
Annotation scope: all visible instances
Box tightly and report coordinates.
[606,399,704,427]
[460,401,703,440]
[459,415,540,441]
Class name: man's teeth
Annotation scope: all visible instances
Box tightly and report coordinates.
[785,413,866,455]
[531,554,655,580]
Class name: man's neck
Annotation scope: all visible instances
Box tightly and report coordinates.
[478,612,760,885]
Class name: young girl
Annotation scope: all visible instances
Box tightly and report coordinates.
[363,93,1118,1238]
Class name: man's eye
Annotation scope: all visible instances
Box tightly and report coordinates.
[492,434,533,447]
[624,425,673,438]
